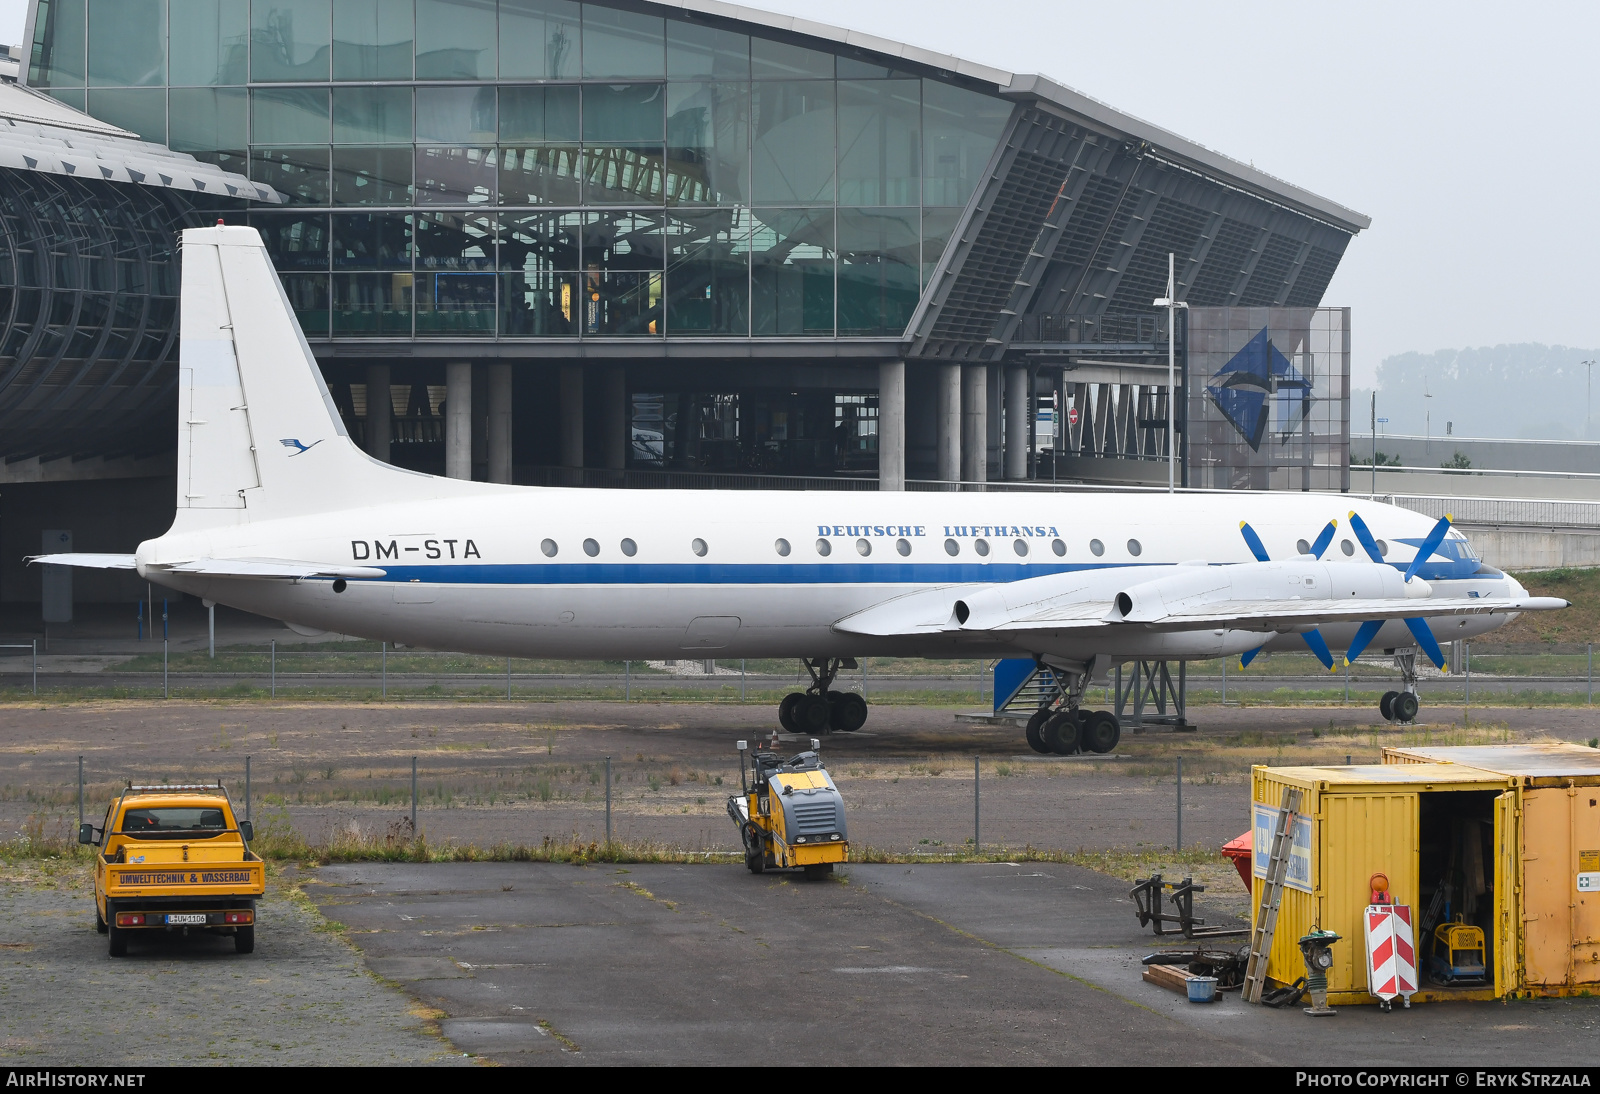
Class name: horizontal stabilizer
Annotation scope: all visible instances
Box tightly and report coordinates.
[27,553,137,569]
[154,558,387,580]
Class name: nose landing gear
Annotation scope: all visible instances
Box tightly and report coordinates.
[1378,650,1421,724]
[778,657,868,735]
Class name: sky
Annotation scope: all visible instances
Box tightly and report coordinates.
[0,0,1595,387]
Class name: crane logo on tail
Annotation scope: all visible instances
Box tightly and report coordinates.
[278,438,322,456]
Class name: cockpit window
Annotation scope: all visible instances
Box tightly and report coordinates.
[122,808,226,833]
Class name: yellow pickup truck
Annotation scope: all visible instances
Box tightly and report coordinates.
[80,783,264,957]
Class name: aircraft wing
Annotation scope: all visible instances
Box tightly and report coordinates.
[835,565,1566,638]
[27,553,138,569]
[987,595,1568,633]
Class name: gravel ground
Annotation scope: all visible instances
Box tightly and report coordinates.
[0,860,472,1066]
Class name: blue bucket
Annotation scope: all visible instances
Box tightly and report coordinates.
[1187,976,1218,1003]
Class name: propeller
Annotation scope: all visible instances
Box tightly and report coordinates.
[1403,513,1454,585]
[1236,520,1341,671]
[1340,511,1452,671]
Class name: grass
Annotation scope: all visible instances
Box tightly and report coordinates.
[1495,568,1600,646]
[0,822,1229,875]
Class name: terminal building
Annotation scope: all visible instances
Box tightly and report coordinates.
[1,0,1370,610]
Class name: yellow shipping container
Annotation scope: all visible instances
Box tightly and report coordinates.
[1381,742,1600,996]
[1250,763,1514,1004]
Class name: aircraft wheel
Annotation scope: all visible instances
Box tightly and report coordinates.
[1392,692,1419,723]
[794,693,831,735]
[1081,711,1121,754]
[1024,709,1052,754]
[778,692,804,732]
[1042,711,1081,755]
[1379,690,1398,722]
[829,692,868,732]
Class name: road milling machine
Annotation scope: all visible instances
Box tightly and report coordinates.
[728,734,849,879]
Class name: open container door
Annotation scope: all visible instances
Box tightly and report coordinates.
[1493,790,1520,997]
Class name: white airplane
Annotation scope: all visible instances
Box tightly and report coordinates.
[33,226,1565,753]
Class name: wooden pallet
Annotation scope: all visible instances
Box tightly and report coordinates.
[1142,963,1202,993]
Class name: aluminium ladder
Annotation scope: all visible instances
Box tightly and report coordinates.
[1243,786,1304,1004]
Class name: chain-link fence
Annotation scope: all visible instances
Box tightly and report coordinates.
[0,639,1594,705]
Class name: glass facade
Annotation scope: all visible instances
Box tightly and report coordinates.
[29,0,1012,339]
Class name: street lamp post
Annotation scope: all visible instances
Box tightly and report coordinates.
[1583,360,1595,439]
[1153,252,1189,494]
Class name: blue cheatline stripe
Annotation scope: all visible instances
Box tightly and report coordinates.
[351,560,1148,586]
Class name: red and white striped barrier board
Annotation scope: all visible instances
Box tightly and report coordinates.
[1364,903,1418,1006]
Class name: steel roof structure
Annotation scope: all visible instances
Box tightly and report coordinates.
[0,83,269,462]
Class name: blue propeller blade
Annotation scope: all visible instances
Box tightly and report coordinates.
[1239,645,1265,669]
[1346,511,1385,563]
[1239,521,1270,562]
[1405,617,1448,671]
[1403,514,1454,584]
[1343,619,1385,667]
[1301,628,1335,671]
[1309,520,1338,559]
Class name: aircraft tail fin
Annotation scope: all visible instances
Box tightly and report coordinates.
[175,225,497,527]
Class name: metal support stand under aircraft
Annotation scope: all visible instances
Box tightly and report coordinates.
[1113,660,1195,733]
[778,657,868,736]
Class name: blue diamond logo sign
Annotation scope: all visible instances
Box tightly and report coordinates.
[1206,328,1311,451]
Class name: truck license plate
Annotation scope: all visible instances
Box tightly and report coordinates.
[165,914,208,925]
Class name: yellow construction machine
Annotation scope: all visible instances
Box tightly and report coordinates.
[728,734,849,880]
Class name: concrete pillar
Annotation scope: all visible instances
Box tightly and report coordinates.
[936,363,961,486]
[364,363,391,463]
[961,365,986,488]
[1005,365,1029,480]
[471,364,488,476]
[985,366,1002,479]
[487,362,512,484]
[559,363,584,469]
[603,365,627,471]
[878,360,905,491]
[445,360,471,480]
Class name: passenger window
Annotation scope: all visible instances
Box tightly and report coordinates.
[540,538,558,557]
[944,538,959,556]
[621,538,637,557]
[1051,539,1066,557]
[856,538,871,556]
[691,538,708,557]
[816,538,832,557]
[583,538,600,557]
[1341,539,1354,556]
[1297,539,1311,555]
[775,538,791,557]
[1013,539,1028,557]
[974,539,990,557]
[896,538,911,557]
[1127,539,1142,557]
[1376,539,1388,557]
[1089,539,1104,557]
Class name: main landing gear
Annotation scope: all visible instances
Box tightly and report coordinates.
[1378,650,1422,724]
[1023,667,1120,756]
[778,657,868,736]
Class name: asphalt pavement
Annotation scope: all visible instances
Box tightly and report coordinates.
[303,861,1600,1067]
